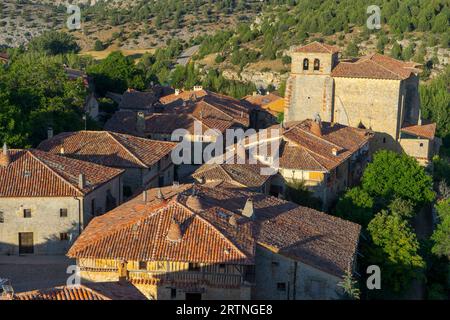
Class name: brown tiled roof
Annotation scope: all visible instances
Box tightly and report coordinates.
[0,149,123,197]
[160,89,251,127]
[243,92,282,107]
[401,122,436,140]
[332,53,418,80]
[68,185,255,265]
[38,131,176,169]
[69,182,361,277]
[192,162,271,189]
[281,120,372,171]
[293,41,340,54]
[13,282,146,300]
[119,89,158,111]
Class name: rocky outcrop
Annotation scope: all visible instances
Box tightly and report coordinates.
[222,69,288,89]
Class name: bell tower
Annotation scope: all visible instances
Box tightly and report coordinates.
[284,42,339,124]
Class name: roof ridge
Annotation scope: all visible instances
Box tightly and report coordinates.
[107,132,149,168]
[27,150,83,196]
[176,199,250,261]
[368,57,405,79]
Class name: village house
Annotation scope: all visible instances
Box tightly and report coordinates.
[284,41,439,164]
[67,182,361,300]
[243,91,284,126]
[38,131,177,198]
[118,89,159,112]
[0,145,123,255]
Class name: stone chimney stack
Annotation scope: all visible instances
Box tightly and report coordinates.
[47,126,54,139]
[78,173,86,190]
[60,147,65,155]
[0,143,11,167]
[136,112,146,135]
[310,114,322,137]
[143,190,148,203]
[242,198,255,220]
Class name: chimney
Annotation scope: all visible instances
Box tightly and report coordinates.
[310,115,322,137]
[175,89,180,96]
[167,218,182,242]
[136,112,146,134]
[143,190,148,202]
[242,198,255,220]
[332,147,338,156]
[47,126,53,139]
[78,173,86,189]
[60,147,65,155]
[252,91,257,96]
[0,143,11,167]
[229,215,237,227]
[156,188,165,202]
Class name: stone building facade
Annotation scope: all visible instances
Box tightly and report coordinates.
[0,147,123,255]
[284,42,439,164]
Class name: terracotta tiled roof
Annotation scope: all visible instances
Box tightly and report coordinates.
[0,149,123,197]
[332,53,418,80]
[192,162,272,189]
[68,185,255,265]
[292,41,340,54]
[281,120,372,171]
[38,131,176,169]
[69,182,361,277]
[13,282,146,300]
[160,89,251,127]
[119,89,158,111]
[401,122,436,140]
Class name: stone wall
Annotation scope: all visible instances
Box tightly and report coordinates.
[253,245,343,300]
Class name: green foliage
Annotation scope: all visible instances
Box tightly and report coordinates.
[94,40,104,51]
[284,180,322,211]
[337,271,361,300]
[344,41,359,57]
[335,187,374,227]
[431,199,450,258]
[362,150,435,205]
[367,209,425,293]
[390,42,403,60]
[28,31,80,56]
[420,66,450,141]
[0,52,87,147]
[388,197,415,219]
[87,51,146,95]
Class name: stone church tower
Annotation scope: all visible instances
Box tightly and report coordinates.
[284,41,439,164]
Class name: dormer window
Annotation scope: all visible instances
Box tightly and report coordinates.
[303,58,309,70]
[314,59,320,71]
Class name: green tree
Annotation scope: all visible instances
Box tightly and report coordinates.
[337,271,361,300]
[431,199,450,258]
[390,42,403,60]
[362,150,435,205]
[94,40,104,51]
[28,31,80,55]
[344,41,359,57]
[367,210,425,293]
[335,187,374,227]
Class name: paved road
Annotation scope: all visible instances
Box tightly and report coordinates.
[176,45,200,66]
[0,255,74,293]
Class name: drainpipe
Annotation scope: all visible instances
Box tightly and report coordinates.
[74,197,82,235]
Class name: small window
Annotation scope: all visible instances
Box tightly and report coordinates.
[60,208,68,218]
[277,282,286,291]
[420,143,424,147]
[314,59,320,71]
[188,263,201,271]
[303,58,309,70]
[382,137,386,143]
[138,261,147,270]
[23,209,32,218]
[0,211,4,223]
[60,233,69,241]
[219,264,226,271]
[170,288,177,299]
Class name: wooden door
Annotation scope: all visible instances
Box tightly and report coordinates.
[19,232,34,254]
